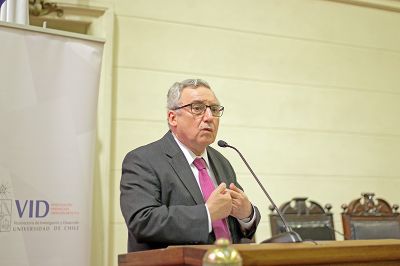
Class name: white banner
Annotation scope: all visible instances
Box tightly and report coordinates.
[0,23,103,266]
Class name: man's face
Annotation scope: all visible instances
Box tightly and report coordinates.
[168,86,220,155]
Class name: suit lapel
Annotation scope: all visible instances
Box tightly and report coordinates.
[207,147,229,185]
[161,132,204,205]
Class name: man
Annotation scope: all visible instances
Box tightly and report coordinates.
[120,79,261,252]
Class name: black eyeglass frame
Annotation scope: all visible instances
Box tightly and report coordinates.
[172,102,224,117]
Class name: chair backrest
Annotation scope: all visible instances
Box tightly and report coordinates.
[341,192,400,240]
[269,197,336,241]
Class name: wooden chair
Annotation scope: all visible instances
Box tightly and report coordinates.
[269,197,336,241]
[341,192,400,240]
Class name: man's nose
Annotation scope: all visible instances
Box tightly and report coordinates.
[203,106,213,120]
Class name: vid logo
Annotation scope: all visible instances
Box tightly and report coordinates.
[0,183,12,232]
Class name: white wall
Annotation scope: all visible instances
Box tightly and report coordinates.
[72,0,400,265]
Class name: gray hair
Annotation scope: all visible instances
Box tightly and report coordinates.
[167,79,212,110]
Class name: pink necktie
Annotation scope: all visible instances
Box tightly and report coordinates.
[193,157,230,240]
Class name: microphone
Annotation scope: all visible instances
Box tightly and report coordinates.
[217,140,302,243]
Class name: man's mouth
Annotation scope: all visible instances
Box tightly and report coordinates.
[201,127,213,132]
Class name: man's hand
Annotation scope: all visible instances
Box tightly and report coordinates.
[228,183,252,219]
[206,183,232,221]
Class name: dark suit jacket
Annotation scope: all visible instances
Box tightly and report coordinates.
[120,131,261,252]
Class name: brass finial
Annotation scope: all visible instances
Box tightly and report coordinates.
[202,238,242,266]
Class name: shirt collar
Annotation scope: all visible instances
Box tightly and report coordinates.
[172,133,210,168]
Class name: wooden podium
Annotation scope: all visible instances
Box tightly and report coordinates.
[118,239,400,266]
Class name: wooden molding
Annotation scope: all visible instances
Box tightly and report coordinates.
[29,3,106,34]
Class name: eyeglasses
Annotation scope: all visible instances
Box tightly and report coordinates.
[173,102,224,117]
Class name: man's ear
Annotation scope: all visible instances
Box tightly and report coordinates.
[168,110,177,127]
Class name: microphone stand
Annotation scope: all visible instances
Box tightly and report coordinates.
[218,140,302,243]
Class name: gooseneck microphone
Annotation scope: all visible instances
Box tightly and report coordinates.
[217,140,302,243]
